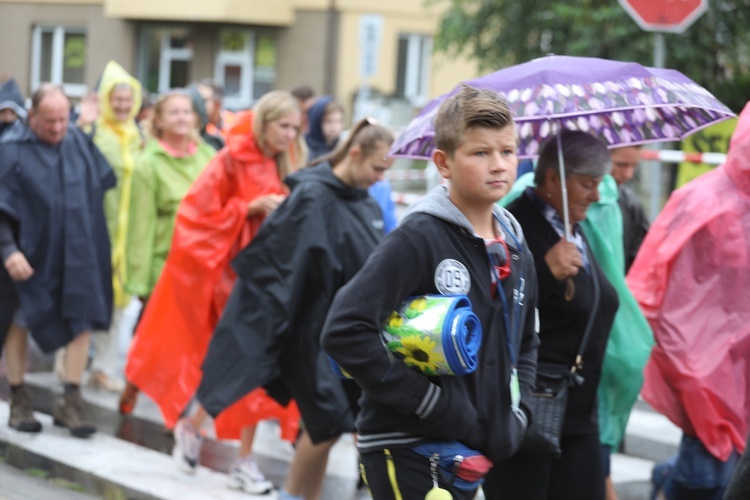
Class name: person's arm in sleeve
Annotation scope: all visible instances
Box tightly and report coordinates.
[322,227,478,438]
[631,200,650,258]
[0,213,19,263]
[75,126,116,191]
[170,154,270,270]
[125,160,157,297]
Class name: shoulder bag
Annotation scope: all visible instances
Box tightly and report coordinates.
[517,259,601,458]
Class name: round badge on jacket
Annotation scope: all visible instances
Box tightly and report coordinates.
[434,259,471,295]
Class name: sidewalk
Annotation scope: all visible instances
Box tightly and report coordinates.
[0,459,97,500]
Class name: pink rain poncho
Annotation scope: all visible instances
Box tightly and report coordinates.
[627,103,750,461]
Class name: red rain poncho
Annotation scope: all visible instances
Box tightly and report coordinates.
[627,103,750,461]
[125,111,300,440]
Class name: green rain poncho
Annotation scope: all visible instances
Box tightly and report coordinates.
[94,60,143,308]
[501,172,653,448]
[125,138,215,298]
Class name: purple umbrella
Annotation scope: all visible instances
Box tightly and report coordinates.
[390,55,735,238]
[390,55,735,160]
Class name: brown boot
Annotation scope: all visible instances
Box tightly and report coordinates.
[53,386,96,438]
[8,385,42,433]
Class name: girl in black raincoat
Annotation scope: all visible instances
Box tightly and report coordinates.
[196,117,395,499]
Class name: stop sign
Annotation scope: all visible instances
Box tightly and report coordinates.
[619,0,708,33]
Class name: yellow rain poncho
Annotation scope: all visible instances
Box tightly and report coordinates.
[94,60,143,307]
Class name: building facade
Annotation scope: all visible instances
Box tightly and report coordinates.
[0,0,478,125]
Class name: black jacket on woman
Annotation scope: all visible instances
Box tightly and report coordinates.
[196,163,384,443]
[507,190,619,436]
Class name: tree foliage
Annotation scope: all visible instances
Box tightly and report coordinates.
[432,0,750,112]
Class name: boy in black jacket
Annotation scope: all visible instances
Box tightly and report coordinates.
[321,85,539,498]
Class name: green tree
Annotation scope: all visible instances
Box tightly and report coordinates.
[433,0,750,112]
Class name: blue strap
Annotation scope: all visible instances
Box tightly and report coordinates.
[493,213,524,369]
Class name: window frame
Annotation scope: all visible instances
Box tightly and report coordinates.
[395,33,433,106]
[213,28,277,110]
[136,25,194,95]
[30,25,88,98]
[214,29,255,111]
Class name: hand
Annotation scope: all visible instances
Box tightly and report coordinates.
[247,194,286,217]
[76,92,99,128]
[4,251,34,282]
[544,239,582,280]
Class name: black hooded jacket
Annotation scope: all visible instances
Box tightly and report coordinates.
[197,163,385,442]
[0,79,26,139]
[322,187,540,462]
[305,96,338,163]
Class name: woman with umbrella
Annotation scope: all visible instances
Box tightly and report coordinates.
[486,130,619,500]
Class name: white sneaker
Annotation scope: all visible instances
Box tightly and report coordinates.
[227,455,274,495]
[172,418,204,474]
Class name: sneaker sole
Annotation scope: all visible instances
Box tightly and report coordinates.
[172,447,198,475]
[226,477,273,495]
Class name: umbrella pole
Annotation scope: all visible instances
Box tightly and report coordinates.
[555,127,575,301]
[556,128,572,241]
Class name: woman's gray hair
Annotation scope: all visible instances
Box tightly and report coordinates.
[534,129,611,185]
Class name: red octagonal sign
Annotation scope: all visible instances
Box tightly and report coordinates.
[619,0,708,33]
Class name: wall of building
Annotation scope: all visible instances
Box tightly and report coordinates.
[335,5,479,119]
[274,10,329,97]
[0,2,134,97]
[0,0,478,118]
[105,0,297,26]
[189,26,217,84]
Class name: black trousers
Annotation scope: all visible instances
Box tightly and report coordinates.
[360,448,480,500]
[483,432,605,500]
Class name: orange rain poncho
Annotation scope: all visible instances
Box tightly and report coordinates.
[627,103,750,461]
[124,111,300,440]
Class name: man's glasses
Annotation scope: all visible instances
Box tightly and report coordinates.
[487,237,511,298]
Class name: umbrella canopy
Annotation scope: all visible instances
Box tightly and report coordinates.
[390,55,735,160]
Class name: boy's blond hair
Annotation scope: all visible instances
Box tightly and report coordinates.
[434,85,514,157]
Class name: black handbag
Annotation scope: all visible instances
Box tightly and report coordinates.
[518,259,601,458]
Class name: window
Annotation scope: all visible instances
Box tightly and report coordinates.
[214,29,277,110]
[395,33,433,106]
[253,34,277,100]
[137,26,193,94]
[31,26,87,97]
